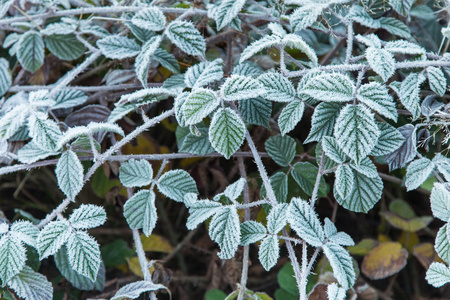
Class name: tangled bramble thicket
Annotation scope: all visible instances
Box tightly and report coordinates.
[1,0,450,299]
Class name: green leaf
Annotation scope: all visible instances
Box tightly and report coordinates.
[221,75,265,101]
[322,136,347,164]
[123,190,157,236]
[426,262,450,288]
[37,220,71,259]
[349,156,378,178]
[119,159,153,188]
[56,150,84,200]
[405,158,435,191]
[17,31,44,72]
[179,123,215,155]
[166,20,206,57]
[389,0,412,16]
[370,122,405,156]
[291,162,327,197]
[265,135,296,167]
[259,235,280,271]
[69,204,107,230]
[209,206,240,259]
[183,89,220,125]
[185,58,223,90]
[7,266,53,300]
[239,97,272,128]
[261,172,289,204]
[240,221,267,245]
[335,165,354,200]
[67,231,101,282]
[0,235,26,283]
[322,243,356,289]
[334,104,380,164]
[97,35,141,59]
[131,7,166,31]
[435,225,450,263]
[153,48,180,74]
[287,198,324,247]
[209,108,245,159]
[357,82,397,121]
[283,34,318,66]
[301,73,355,102]
[278,100,305,136]
[258,72,296,102]
[305,102,342,143]
[334,171,383,213]
[157,169,198,202]
[0,58,11,97]
[379,17,411,39]
[135,35,163,88]
[53,89,88,109]
[45,34,86,60]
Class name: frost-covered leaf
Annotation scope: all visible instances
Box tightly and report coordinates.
[162,74,186,94]
[0,105,30,140]
[239,97,272,127]
[323,243,356,289]
[17,141,59,164]
[334,104,379,164]
[135,35,162,88]
[426,262,450,288]
[258,72,296,102]
[389,0,412,16]
[209,206,240,259]
[302,73,355,102]
[233,61,263,77]
[327,283,346,300]
[398,73,425,120]
[350,157,378,178]
[223,178,246,201]
[370,122,405,156]
[157,170,198,202]
[239,34,281,63]
[261,172,289,203]
[214,0,246,30]
[209,108,245,159]
[278,100,304,135]
[0,58,11,97]
[435,225,450,263]
[28,114,62,151]
[10,221,39,248]
[434,154,450,182]
[240,221,267,245]
[405,158,434,191]
[153,48,180,74]
[55,245,105,291]
[334,171,383,213]
[17,31,44,72]
[58,123,124,149]
[288,198,324,247]
[379,17,411,39]
[186,199,222,230]
[53,89,88,109]
[37,220,71,259]
[427,67,446,97]
[67,231,101,282]
[335,165,354,200]
[430,183,450,221]
[265,135,296,167]
[123,190,157,236]
[324,218,354,246]
[185,59,223,90]
[283,34,318,66]
[119,87,174,104]
[0,235,26,283]
[259,235,279,271]
[45,34,86,61]
[8,265,53,300]
[384,40,425,55]
[422,95,444,118]
[290,5,324,32]
[322,136,347,164]
[179,123,215,155]
[127,22,155,42]
[166,21,206,57]
[366,47,395,82]
[56,150,84,200]
[111,281,167,300]
[384,124,416,171]
[355,33,382,48]
[357,82,397,121]
[291,162,327,196]
[119,159,153,188]
[131,7,166,31]
[69,204,106,230]
[267,203,288,234]
[183,89,219,125]
[221,75,265,101]
[97,36,141,59]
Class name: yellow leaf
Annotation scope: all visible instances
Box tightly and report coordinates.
[361,242,408,280]
[348,238,379,256]
[412,242,443,269]
[126,256,155,278]
[398,231,419,252]
[141,234,173,253]
[381,212,432,232]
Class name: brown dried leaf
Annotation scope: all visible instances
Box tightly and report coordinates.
[412,242,442,269]
[361,242,408,280]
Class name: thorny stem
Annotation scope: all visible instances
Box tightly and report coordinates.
[132,228,152,280]
[237,157,250,300]
[7,83,163,93]
[310,151,326,207]
[345,22,353,65]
